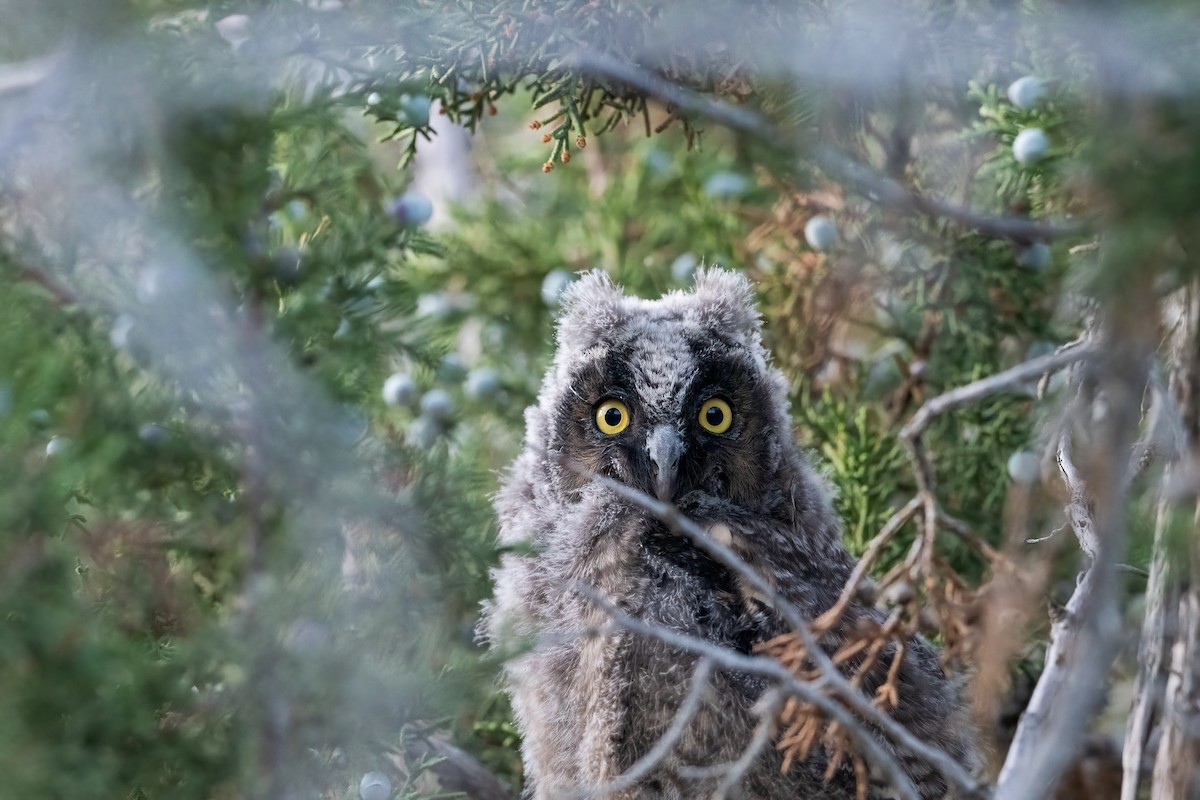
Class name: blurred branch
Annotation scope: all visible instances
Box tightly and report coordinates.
[233,298,289,798]
[568,49,1081,243]
[709,692,785,799]
[400,733,517,800]
[0,51,61,97]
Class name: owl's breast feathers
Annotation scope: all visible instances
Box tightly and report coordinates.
[638,522,775,652]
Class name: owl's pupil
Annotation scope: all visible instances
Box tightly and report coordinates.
[705,406,725,427]
[604,407,623,427]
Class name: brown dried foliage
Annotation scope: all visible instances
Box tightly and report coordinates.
[755,498,1013,794]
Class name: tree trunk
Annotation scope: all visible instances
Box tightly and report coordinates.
[1142,284,1200,800]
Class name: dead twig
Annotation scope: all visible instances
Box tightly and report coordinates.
[582,471,988,800]
[569,584,925,800]
[900,341,1095,445]
[815,496,922,631]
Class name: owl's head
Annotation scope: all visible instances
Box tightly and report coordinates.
[528,267,810,517]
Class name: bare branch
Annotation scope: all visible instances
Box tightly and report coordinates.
[994,342,1150,799]
[938,511,1012,568]
[1146,282,1200,799]
[713,691,785,800]
[399,733,516,800]
[817,496,922,629]
[900,341,1095,444]
[570,584,925,800]
[581,471,988,800]
[663,690,787,799]
[1121,485,1177,800]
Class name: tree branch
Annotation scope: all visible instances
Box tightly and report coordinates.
[993,338,1150,799]
[579,470,988,799]
[569,583,925,800]
[568,48,1081,243]
[899,341,1095,445]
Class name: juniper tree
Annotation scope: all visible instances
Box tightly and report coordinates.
[1,1,1199,799]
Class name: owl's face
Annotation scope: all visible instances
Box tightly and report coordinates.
[536,269,793,513]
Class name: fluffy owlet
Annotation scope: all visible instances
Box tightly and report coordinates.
[482,268,975,799]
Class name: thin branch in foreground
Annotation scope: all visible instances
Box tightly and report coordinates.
[938,510,1014,569]
[716,692,785,800]
[815,496,923,631]
[567,584,924,800]
[575,468,987,800]
[674,689,782,787]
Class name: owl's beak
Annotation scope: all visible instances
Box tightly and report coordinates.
[646,425,684,502]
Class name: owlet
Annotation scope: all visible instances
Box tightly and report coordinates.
[482,268,976,799]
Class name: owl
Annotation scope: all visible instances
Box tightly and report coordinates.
[482,268,976,799]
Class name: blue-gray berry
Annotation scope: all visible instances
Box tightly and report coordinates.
[1007,76,1046,110]
[438,353,468,383]
[407,415,443,449]
[464,367,502,400]
[419,389,455,423]
[541,269,574,307]
[1007,450,1041,484]
[804,215,839,252]
[703,171,749,199]
[1013,128,1049,165]
[386,192,433,227]
[1017,242,1052,270]
[215,14,251,45]
[671,253,698,284]
[399,95,432,128]
[359,771,392,800]
[138,423,169,446]
[415,292,455,320]
[382,372,419,407]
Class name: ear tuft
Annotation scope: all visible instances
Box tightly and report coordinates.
[555,270,626,354]
[690,266,762,340]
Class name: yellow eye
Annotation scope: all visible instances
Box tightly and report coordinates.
[698,397,733,434]
[595,399,630,435]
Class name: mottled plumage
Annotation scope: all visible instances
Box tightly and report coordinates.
[482,269,975,799]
